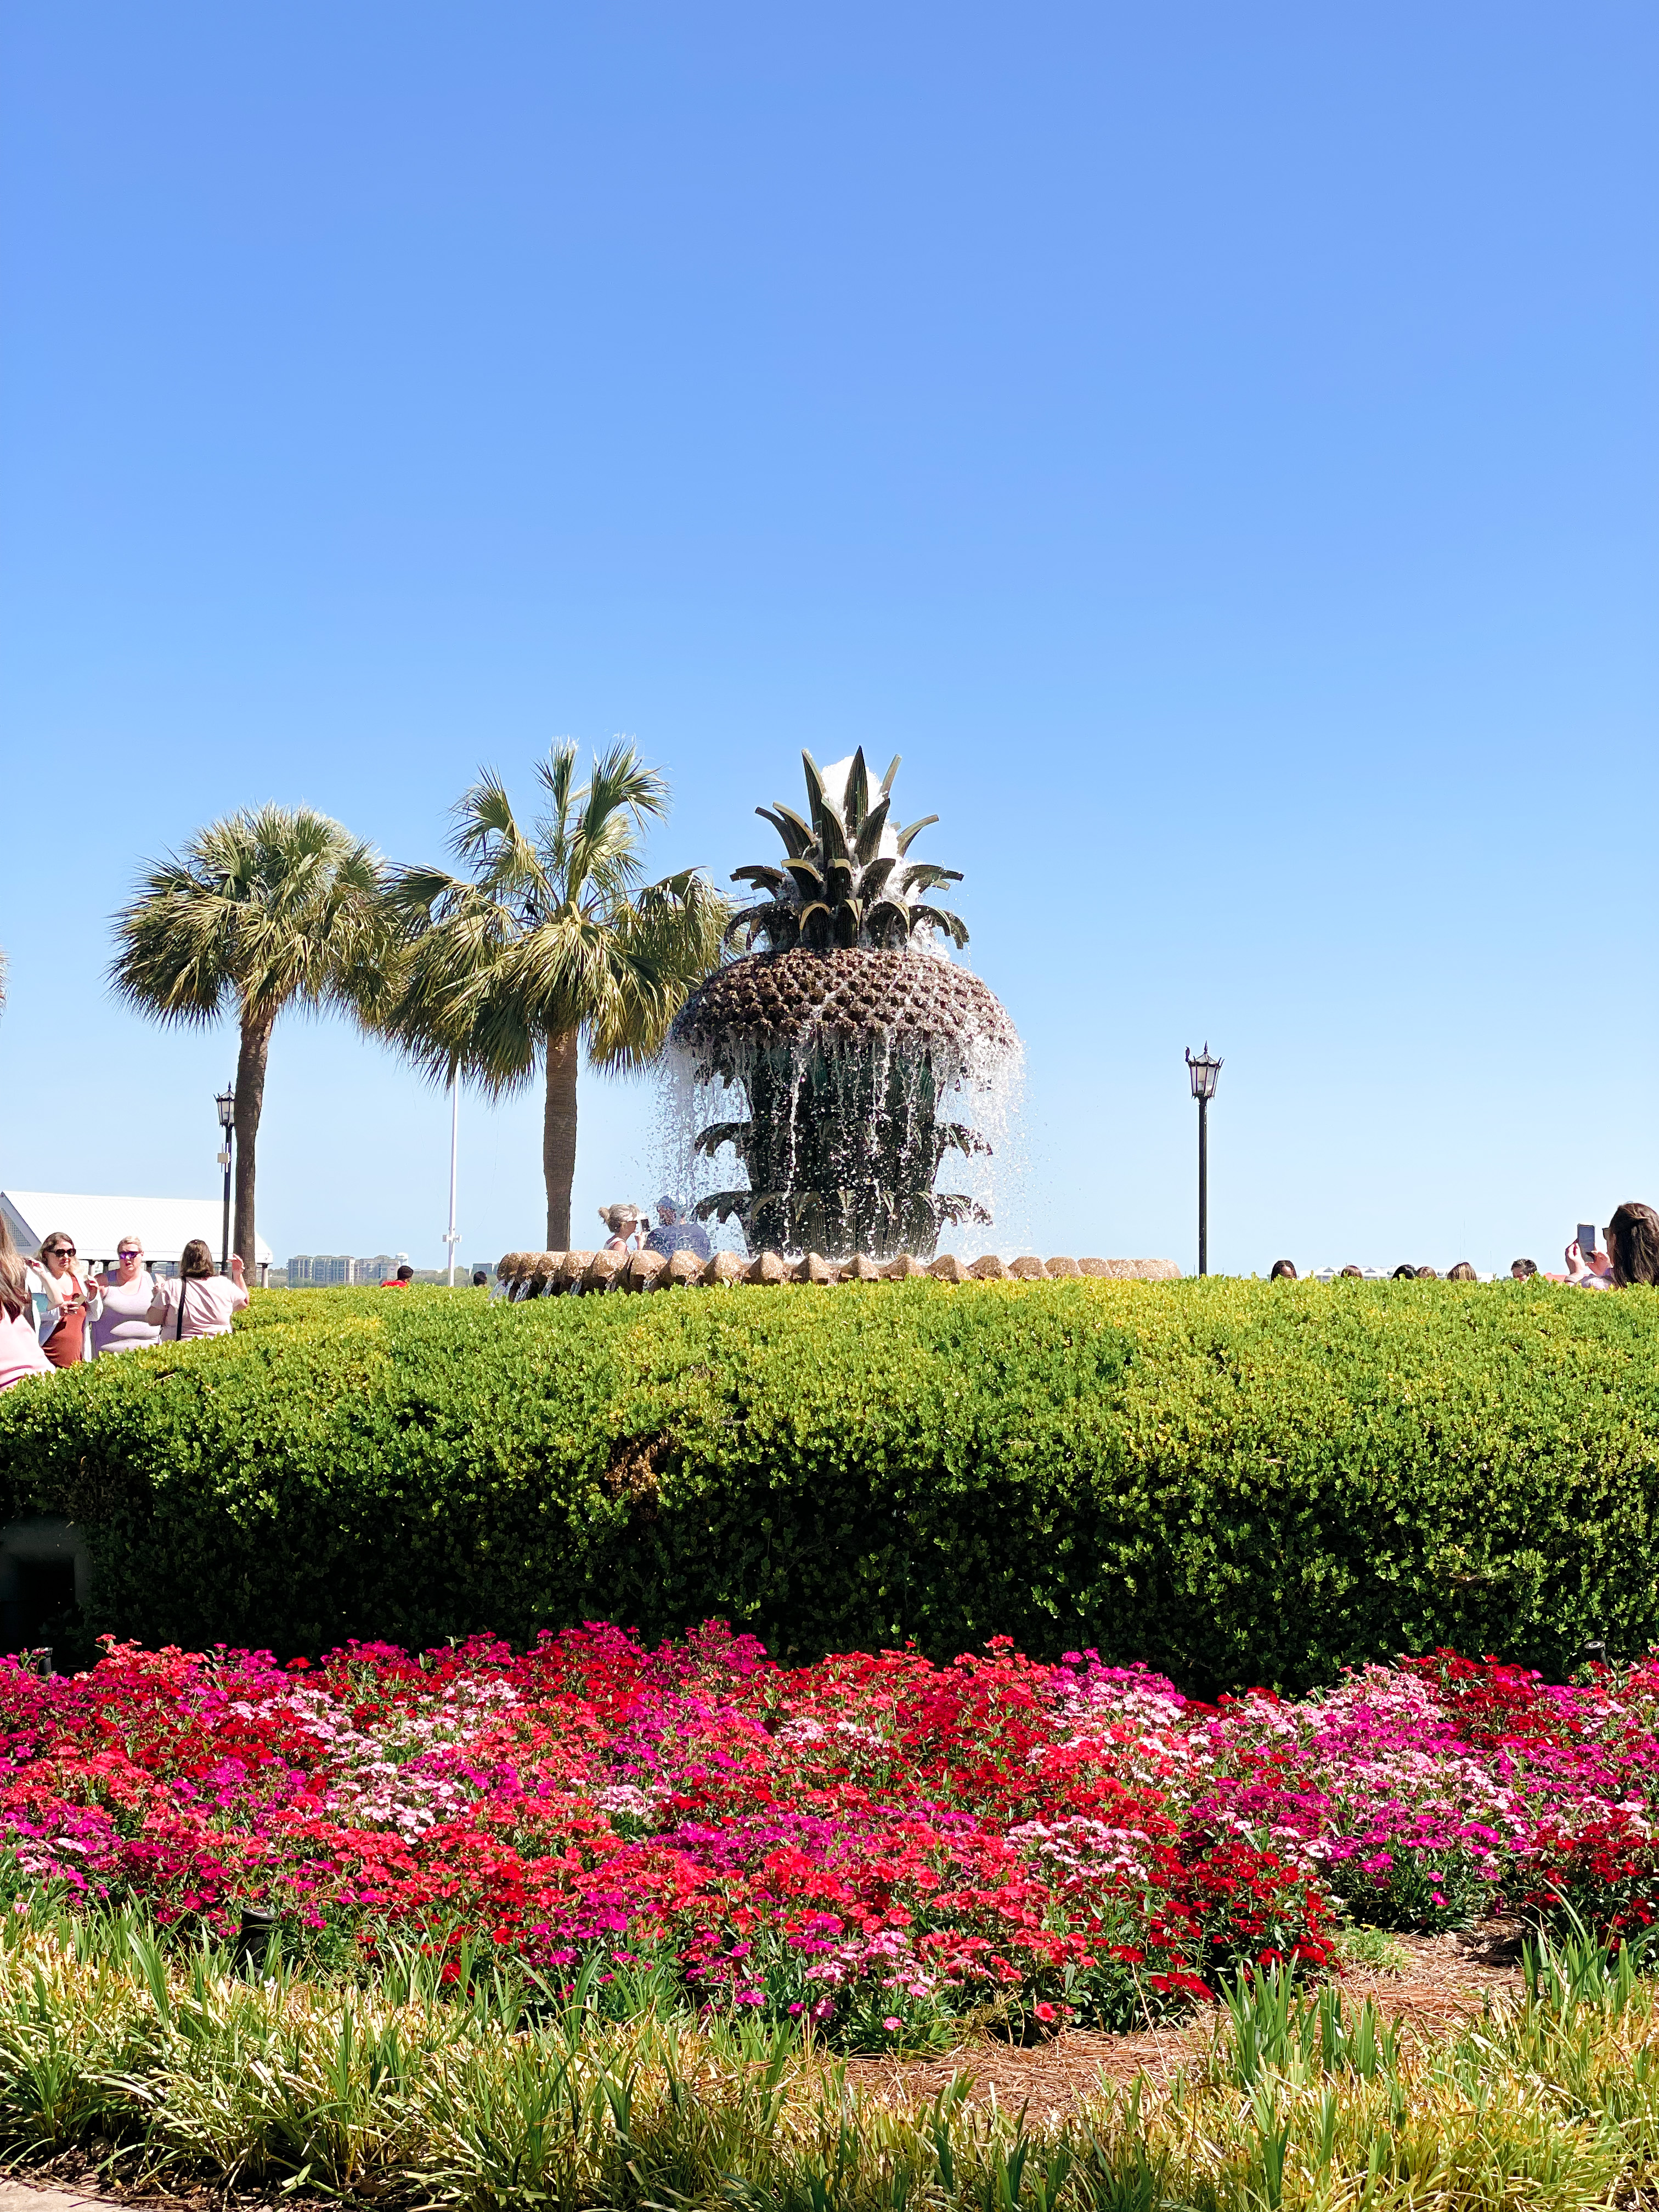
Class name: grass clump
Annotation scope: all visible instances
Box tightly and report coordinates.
[1333,1925,1411,1975]
[0,1901,1655,2211]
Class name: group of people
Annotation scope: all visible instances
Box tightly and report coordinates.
[1266,1200,1659,1290]
[596,1196,713,1263]
[0,1227,250,1396]
[1269,1259,1483,1281]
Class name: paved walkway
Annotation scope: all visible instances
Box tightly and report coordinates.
[0,2186,108,2212]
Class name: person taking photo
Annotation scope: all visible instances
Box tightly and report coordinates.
[146,1239,249,1341]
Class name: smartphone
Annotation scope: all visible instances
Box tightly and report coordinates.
[1577,1223,1598,1256]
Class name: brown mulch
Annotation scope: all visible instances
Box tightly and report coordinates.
[839,1925,1531,2120]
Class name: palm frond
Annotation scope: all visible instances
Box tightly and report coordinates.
[450,773,551,912]
[383,751,721,1092]
[533,742,580,872]
[109,806,391,1032]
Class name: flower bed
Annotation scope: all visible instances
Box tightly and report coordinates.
[0,1628,1651,2044]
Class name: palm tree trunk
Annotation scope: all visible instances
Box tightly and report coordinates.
[544,1029,579,1248]
[233,1007,274,1272]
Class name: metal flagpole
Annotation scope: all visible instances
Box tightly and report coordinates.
[444,1071,460,1287]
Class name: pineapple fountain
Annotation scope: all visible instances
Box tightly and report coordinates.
[493,750,1180,1289]
[669,749,1020,1263]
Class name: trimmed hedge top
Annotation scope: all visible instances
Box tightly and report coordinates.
[1,1277,1655,1692]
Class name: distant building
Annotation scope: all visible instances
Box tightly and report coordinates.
[287,1254,351,1286]
[285,1252,411,1285]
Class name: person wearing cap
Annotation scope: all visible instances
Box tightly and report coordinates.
[645,1195,712,1263]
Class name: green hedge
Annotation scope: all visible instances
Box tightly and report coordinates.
[1,1278,1656,1692]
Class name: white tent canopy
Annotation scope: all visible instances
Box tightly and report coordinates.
[0,1191,273,1271]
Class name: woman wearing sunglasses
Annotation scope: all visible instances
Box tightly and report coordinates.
[29,1232,102,1368]
[92,1237,161,1356]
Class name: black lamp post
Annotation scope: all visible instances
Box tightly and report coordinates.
[1184,1045,1222,1277]
[216,1086,236,1274]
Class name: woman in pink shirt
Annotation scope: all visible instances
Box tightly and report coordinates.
[0,1251,54,1394]
[146,1239,250,1341]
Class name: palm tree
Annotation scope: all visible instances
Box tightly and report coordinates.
[382,742,726,1249]
[110,806,390,1267]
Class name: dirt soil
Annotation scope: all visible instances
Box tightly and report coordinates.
[839,1925,1530,2121]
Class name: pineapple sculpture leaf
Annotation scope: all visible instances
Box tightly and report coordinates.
[726,749,967,954]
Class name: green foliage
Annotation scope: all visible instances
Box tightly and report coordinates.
[109,804,390,1034]
[3,1278,1659,1689]
[382,740,728,1087]
[1333,1925,1410,1976]
[0,1903,1651,2211]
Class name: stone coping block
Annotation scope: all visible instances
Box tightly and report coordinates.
[498,1249,1181,1291]
[624,1249,669,1291]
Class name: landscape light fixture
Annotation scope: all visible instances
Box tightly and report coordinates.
[216,1085,236,1273]
[1184,1045,1222,1278]
[236,1905,280,1973]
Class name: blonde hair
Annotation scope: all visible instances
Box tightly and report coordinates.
[597,1204,641,1237]
[0,1251,30,1322]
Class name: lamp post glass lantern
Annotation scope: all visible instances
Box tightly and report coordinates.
[215,1086,235,1274]
[1184,1045,1221,1276]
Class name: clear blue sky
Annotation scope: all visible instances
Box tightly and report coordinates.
[2,3,1654,1276]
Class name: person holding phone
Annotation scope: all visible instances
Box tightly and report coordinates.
[1563,1235,1613,1288]
[29,1232,101,1366]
